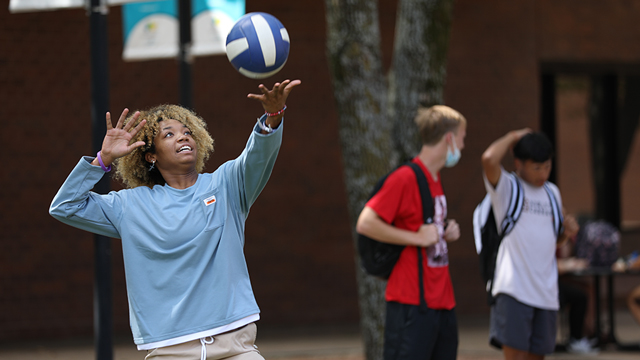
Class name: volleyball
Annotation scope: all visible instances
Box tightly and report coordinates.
[225,12,290,79]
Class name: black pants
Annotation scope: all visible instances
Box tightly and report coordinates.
[384,302,458,360]
[558,280,588,340]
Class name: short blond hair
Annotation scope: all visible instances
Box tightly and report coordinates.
[414,105,466,145]
[114,105,215,189]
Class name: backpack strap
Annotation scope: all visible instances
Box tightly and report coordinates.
[544,182,564,236]
[473,194,491,254]
[407,162,434,312]
[407,163,434,223]
[501,174,563,237]
[500,173,524,236]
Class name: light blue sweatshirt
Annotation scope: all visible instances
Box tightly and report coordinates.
[49,118,282,346]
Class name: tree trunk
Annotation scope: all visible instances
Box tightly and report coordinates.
[325,2,394,359]
[324,1,453,358]
[389,0,453,161]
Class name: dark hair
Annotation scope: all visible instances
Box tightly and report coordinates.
[513,132,554,162]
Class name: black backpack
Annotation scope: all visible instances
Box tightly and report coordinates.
[357,162,434,310]
[473,173,563,305]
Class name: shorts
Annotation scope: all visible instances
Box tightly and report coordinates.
[145,323,264,360]
[384,302,458,360]
[489,294,557,355]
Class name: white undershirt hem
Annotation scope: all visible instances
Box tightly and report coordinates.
[137,314,260,351]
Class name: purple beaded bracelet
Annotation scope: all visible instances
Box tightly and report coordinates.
[97,151,112,172]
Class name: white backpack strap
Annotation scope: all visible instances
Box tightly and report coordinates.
[500,173,524,236]
[544,182,564,236]
[473,194,492,254]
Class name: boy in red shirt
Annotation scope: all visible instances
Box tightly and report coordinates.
[356,105,466,360]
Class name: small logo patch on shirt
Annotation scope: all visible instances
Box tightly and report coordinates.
[204,195,216,206]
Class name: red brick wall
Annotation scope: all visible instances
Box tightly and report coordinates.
[0,0,358,343]
[445,0,640,314]
[536,0,640,61]
[443,0,542,311]
[2,0,640,343]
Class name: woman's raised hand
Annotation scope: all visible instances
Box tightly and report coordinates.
[247,79,301,114]
[99,109,147,166]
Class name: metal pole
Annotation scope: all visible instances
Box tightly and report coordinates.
[594,275,601,344]
[540,73,557,184]
[178,0,193,109]
[88,0,113,359]
[607,273,617,344]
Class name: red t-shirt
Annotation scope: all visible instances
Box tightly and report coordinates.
[365,158,456,309]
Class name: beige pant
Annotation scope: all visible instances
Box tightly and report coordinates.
[145,323,264,360]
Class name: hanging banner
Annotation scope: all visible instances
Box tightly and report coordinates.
[191,0,244,56]
[122,0,178,60]
[8,0,146,13]
[122,0,244,61]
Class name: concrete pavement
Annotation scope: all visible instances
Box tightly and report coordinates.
[0,312,639,360]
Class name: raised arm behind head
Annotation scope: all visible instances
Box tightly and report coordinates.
[481,128,532,187]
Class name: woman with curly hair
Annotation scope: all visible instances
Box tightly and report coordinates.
[50,79,301,360]
[113,103,216,189]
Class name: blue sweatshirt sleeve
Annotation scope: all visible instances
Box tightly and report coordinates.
[49,156,122,239]
[224,115,283,215]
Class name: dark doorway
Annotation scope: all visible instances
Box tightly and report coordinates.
[540,64,640,230]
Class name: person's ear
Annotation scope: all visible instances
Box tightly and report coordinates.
[145,152,156,164]
[448,131,457,145]
[443,131,451,144]
[514,158,523,171]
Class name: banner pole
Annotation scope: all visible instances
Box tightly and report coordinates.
[178,0,193,109]
[88,0,113,359]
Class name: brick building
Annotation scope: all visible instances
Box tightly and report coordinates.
[1,0,639,343]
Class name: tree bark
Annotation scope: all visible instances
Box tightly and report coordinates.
[325,2,394,359]
[324,1,454,358]
[389,0,453,161]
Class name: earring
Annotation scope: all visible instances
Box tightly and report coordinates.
[149,160,156,171]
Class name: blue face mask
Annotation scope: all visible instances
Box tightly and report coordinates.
[445,136,461,168]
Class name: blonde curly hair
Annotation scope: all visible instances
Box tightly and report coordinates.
[114,104,215,189]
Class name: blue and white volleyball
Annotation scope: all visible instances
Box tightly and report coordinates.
[225,12,290,79]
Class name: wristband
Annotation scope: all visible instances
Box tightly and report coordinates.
[265,105,287,117]
[97,151,112,172]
